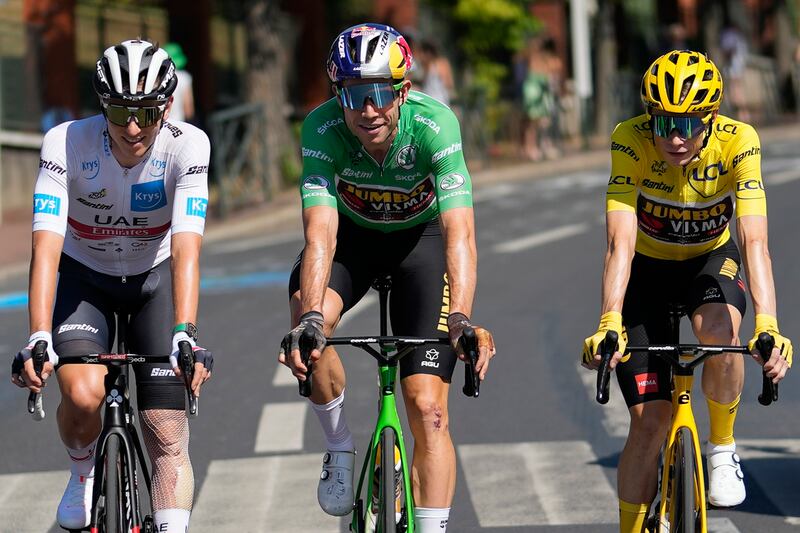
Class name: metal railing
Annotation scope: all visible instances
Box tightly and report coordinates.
[207,102,271,218]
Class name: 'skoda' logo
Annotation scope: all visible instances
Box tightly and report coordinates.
[396,145,417,169]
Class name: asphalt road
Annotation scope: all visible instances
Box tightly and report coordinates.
[1,142,800,532]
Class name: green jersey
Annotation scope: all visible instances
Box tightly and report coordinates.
[299,90,473,232]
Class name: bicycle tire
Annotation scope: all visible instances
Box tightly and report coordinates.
[674,427,697,533]
[379,428,404,533]
[103,435,129,533]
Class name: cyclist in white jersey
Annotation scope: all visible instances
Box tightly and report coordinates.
[11,40,213,532]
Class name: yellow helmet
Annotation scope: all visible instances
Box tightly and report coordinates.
[641,50,723,114]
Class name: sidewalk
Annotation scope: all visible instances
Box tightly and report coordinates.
[1,119,798,281]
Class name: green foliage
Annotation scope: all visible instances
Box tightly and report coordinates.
[423,0,539,102]
[451,0,539,57]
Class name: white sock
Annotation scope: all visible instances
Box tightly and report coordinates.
[415,507,450,532]
[311,390,354,452]
[153,508,190,533]
[66,438,97,477]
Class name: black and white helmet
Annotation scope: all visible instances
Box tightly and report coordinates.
[93,39,177,104]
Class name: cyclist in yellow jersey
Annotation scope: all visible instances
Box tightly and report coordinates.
[581,50,792,532]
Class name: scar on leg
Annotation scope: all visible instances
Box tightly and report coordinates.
[432,407,443,430]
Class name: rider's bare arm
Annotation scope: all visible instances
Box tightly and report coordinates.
[601,211,637,315]
[440,206,476,317]
[299,205,338,316]
[736,215,777,316]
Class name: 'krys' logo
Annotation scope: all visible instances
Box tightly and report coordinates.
[81,158,100,180]
[34,194,61,215]
[149,158,167,178]
[130,180,167,212]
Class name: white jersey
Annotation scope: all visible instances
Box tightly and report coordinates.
[32,114,210,276]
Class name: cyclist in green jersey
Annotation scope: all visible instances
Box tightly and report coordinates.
[278,24,496,532]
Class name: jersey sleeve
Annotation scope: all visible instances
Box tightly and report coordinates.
[729,124,766,218]
[32,124,70,236]
[429,108,472,212]
[171,129,210,235]
[299,116,338,210]
[606,123,643,213]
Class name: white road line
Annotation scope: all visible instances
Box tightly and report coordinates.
[191,454,341,532]
[458,440,617,527]
[493,223,589,253]
[576,363,630,438]
[767,168,800,186]
[709,517,743,532]
[254,402,307,453]
[736,438,800,524]
[0,469,68,532]
[472,183,517,204]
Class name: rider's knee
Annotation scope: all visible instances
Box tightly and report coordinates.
[628,403,671,444]
[59,378,105,416]
[406,393,449,434]
[693,317,736,344]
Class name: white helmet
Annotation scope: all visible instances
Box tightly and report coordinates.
[93,39,177,104]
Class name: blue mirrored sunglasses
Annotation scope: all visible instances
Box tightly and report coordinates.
[651,114,709,139]
[338,82,403,110]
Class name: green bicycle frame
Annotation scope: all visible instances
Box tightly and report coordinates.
[351,356,416,532]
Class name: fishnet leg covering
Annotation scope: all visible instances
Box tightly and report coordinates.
[139,409,194,511]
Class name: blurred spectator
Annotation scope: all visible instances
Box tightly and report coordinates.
[521,37,560,161]
[416,40,454,106]
[720,22,749,121]
[163,42,195,123]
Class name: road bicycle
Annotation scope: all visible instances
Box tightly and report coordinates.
[595,305,778,533]
[25,313,199,533]
[297,274,480,532]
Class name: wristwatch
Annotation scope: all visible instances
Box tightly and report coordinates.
[173,322,198,342]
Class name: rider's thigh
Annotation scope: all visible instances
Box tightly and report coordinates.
[401,373,450,432]
[691,303,742,344]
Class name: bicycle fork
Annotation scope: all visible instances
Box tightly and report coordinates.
[657,370,707,532]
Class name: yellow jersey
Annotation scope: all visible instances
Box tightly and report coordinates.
[607,114,766,260]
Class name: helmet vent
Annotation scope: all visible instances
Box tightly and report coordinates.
[668,52,680,64]
[347,37,358,62]
[694,88,708,104]
[710,89,721,103]
[365,36,379,63]
[664,72,676,101]
[687,54,699,66]
[650,84,660,103]
[703,68,713,81]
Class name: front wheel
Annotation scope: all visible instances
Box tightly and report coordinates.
[102,435,130,533]
[378,428,407,533]
[673,427,698,533]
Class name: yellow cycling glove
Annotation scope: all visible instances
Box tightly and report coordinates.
[582,311,627,366]
[747,314,793,367]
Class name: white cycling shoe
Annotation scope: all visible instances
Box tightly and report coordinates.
[318,450,355,516]
[57,473,94,529]
[706,442,746,507]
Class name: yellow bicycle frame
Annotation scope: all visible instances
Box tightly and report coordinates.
[656,358,706,533]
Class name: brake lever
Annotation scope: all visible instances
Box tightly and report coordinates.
[460,327,480,398]
[298,329,315,397]
[178,340,199,418]
[756,332,778,406]
[596,330,618,405]
[27,340,48,421]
